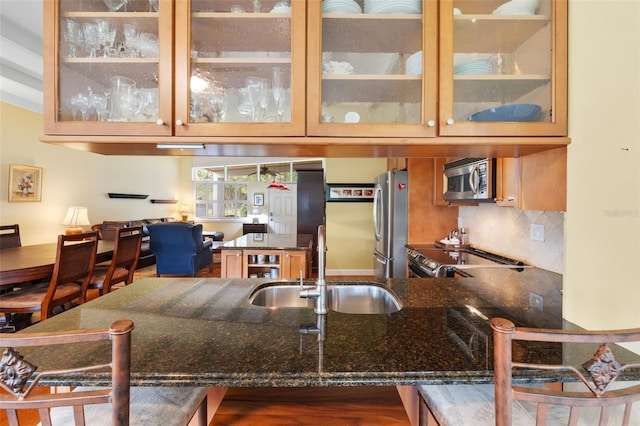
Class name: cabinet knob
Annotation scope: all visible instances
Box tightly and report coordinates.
[156,119,164,126]
[446,118,455,125]
[175,119,184,126]
[427,120,435,127]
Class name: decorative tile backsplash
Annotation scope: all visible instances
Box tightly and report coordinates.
[458,204,564,274]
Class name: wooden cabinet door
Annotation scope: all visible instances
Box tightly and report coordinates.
[282,251,307,279]
[438,0,567,137]
[220,250,243,278]
[173,0,307,137]
[44,0,174,136]
[306,0,438,137]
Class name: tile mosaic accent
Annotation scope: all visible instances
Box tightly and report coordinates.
[458,204,564,274]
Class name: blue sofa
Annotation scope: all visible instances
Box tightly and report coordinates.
[148,222,214,277]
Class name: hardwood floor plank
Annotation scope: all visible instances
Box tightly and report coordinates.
[211,387,411,425]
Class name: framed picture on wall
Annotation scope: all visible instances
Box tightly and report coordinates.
[326,183,374,202]
[254,193,264,206]
[8,164,43,202]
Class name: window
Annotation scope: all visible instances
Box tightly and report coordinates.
[192,160,322,220]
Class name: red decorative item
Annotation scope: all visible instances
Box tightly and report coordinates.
[267,181,290,191]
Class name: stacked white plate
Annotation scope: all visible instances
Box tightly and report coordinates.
[322,0,362,13]
[364,0,421,14]
[454,60,492,75]
[492,0,538,15]
[405,51,422,75]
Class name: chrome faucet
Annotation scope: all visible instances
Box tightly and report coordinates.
[300,225,327,314]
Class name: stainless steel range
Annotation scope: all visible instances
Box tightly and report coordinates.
[406,244,530,278]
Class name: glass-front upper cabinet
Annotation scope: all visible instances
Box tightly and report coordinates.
[439,0,567,136]
[44,0,173,136]
[307,0,438,137]
[174,0,306,136]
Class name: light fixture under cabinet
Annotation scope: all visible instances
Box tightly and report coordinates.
[156,144,205,150]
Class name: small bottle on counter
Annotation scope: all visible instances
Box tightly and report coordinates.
[460,228,468,245]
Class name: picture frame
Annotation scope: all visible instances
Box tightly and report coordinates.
[8,164,43,202]
[254,193,264,206]
[253,233,264,242]
[326,183,375,202]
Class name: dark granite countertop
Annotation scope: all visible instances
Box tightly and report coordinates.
[220,233,313,251]
[16,274,640,388]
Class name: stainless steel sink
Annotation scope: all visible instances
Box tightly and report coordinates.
[248,282,402,314]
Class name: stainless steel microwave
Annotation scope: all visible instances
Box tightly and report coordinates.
[443,158,497,202]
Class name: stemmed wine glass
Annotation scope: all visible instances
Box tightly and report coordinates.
[62,19,82,58]
[82,22,100,58]
[91,92,109,121]
[96,20,116,58]
[66,95,80,120]
[276,90,288,122]
[258,79,271,121]
[207,81,226,122]
[271,67,284,106]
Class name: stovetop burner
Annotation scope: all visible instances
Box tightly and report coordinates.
[406,244,530,278]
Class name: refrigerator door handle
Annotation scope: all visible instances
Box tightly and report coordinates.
[373,185,383,241]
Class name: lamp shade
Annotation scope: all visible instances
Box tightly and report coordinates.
[62,206,90,234]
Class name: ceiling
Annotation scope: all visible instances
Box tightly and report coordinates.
[0,0,43,112]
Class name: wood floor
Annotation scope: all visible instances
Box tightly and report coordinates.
[211,387,411,425]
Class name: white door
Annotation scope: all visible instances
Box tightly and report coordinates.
[268,184,297,234]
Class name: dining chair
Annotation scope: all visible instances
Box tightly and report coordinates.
[0,318,209,426]
[0,224,21,249]
[492,317,640,425]
[88,226,142,295]
[0,231,98,331]
[418,318,640,426]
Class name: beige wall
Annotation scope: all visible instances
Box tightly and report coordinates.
[325,158,388,274]
[564,0,640,335]
[0,102,184,245]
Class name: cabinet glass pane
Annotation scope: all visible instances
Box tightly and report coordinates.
[320,1,423,124]
[58,0,160,123]
[452,0,553,123]
[189,1,293,123]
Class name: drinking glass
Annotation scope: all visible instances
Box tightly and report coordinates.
[96,20,116,58]
[245,77,263,121]
[137,88,159,121]
[62,19,82,58]
[276,90,288,122]
[123,24,138,57]
[148,0,159,12]
[237,88,254,121]
[82,23,100,58]
[258,79,271,121]
[207,82,226,122]
[69,92,91,121]
[271,66,284,105]
[90,92,109,121]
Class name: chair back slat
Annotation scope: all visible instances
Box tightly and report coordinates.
[42,231,98,320]
[90,226,142,294]
[0,319,134,426]
[0,224,21,249]
[492,317,640,426]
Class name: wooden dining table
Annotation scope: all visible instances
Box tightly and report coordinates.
[0,240,115,287]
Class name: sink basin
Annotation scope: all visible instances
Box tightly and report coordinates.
[248,282,402,314]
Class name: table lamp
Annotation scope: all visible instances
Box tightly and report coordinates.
[62,206,90,234]
[179,205,191,222]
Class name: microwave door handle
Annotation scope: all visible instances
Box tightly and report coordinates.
[469,165,479,194]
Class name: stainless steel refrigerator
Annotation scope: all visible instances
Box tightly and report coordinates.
[373,170,408,279]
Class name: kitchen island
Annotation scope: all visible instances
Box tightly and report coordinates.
[219,233,313,278]
[14,274,640,424]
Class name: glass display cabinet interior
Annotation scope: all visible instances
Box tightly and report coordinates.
[50,0,172,136]
[440,0,566,136]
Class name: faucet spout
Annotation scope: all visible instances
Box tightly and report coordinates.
[300,225,328,314]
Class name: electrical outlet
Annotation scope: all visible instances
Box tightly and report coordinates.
[530,224,545,241]
[529,292,544,311]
